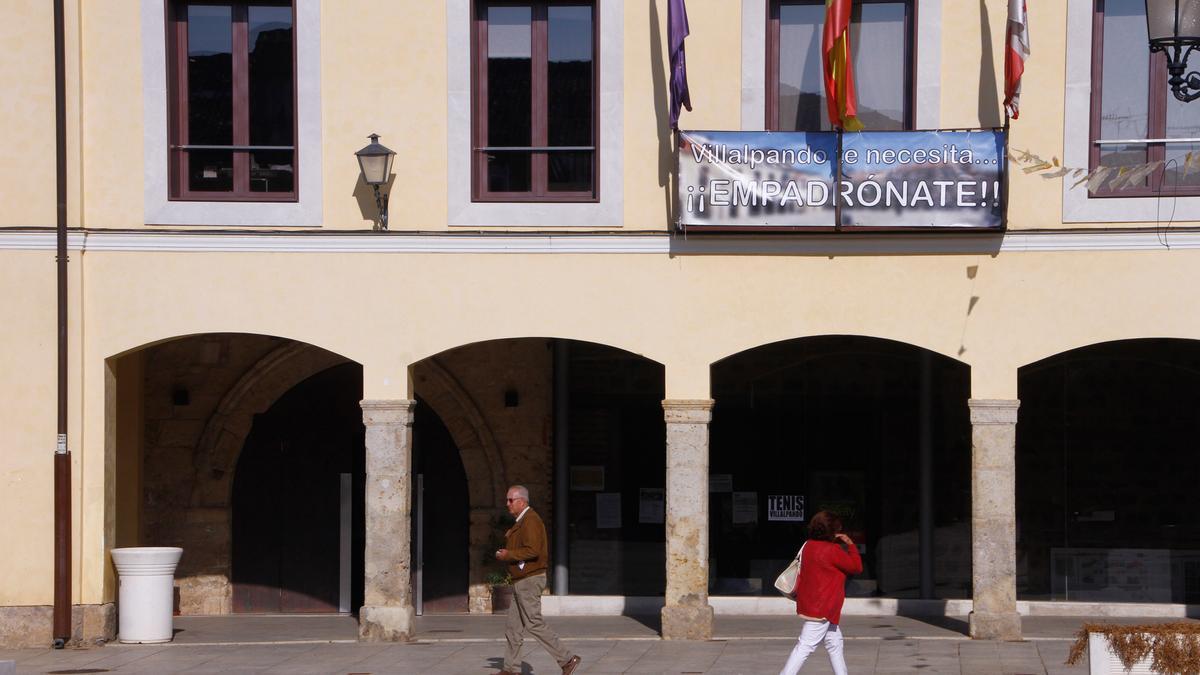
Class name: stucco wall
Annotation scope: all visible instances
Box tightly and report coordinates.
[1,0,1160,232]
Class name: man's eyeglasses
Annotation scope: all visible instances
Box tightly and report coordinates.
[506,498,519,503]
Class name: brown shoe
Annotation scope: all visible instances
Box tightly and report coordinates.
[561,655,582,674]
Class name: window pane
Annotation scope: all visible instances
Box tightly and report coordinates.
[187,4,233,146]
[487,6,532,148]
[548,6,594,192]
[849,3,907,130]
[549,151,593,192]
[187,149,233,191]
[486,6,531,192]
[1098,0,1150,176]
[1165,97,1200,189]
[778,2,907,131]
[487,150,532,192]
[778,4,825,131]
[548,6,593,147]
[250,149,294,193]
[248,5,294,147]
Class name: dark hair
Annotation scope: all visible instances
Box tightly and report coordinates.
[807,511,843,542]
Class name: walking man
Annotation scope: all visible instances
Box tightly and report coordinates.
[494,485,581,675]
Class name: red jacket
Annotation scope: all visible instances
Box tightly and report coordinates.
[791,540,863,625]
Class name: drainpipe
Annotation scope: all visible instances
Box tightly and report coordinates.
[53,0,71,649]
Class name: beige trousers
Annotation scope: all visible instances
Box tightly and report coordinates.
[504,573,573,671]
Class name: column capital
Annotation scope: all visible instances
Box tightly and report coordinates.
[968,398,1019,425]
[361,399,416,426]
[662,399,715,424]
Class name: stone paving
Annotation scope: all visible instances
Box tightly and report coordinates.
[0,613,1185,674]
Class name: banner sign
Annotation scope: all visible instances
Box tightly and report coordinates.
[678,129,1005,230]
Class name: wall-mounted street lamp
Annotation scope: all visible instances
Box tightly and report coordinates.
[354,133,397,230]
[1147,0,1200,101]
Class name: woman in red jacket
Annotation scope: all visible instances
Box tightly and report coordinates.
[779,511,863,675]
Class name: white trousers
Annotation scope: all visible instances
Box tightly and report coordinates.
[779,620,847,675]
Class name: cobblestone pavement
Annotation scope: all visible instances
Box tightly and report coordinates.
[0,613,1173,674]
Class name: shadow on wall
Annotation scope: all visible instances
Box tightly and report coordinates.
[977,0,1002,127]
[649,0,676,227]
[352,174,395,230]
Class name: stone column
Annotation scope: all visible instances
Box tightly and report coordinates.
[661,399,714,641]
[359,399,417,641]
[968,399,1022,640]
[467,507,497,613]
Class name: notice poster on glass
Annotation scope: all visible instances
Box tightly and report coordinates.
[709,474,733,493]
[732,492,758,525]
[596,492,622,529]
[570,465,605,491]
[768,495,805,522]
[639,488,665,524]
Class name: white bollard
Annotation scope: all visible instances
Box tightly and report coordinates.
[110,547,183,644]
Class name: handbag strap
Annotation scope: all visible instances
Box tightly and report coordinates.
[795,541,806,562]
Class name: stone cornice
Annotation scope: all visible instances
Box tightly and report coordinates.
[4,228,1200,254]
[360,399,416,425]
[662,399,715,424]
[968,399,1020,425]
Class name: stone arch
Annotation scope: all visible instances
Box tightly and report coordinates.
[1015,337,1200,604]
[190,341,352,508]
[708,332,968,371]
[412,355,510,613]
[412,356,507,510]
[177,340,353,614]
[710,333,969,380]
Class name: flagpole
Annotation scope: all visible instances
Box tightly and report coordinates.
[1002,112,1011,230]
[834,129,843,231]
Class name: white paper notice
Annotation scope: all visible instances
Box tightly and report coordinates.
[732,491,758,524]
[639,488,665,524]
[709,474,733,493]
[596,492,622,529]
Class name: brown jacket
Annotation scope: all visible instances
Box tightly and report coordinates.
[501,507,549,581]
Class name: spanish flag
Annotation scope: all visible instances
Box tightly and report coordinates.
[822,0,863,131]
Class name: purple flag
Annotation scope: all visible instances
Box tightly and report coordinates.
[668,0,691,129]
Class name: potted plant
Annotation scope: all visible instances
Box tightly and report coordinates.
[1066,622,1200,675]
[487,571,513,614]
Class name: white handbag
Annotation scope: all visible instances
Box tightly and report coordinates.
[773,543,805,599]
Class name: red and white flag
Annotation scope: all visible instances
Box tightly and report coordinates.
[1004,0,1031,119]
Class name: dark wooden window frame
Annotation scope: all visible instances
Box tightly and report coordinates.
[765,0,917,132]
[471,0,600,203]
[1088,0,1200,197]
[166,0,298,202]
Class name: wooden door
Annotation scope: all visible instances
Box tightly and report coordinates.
[232,363,361,613]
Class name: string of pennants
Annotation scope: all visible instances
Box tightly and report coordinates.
[1009,147,1200,192]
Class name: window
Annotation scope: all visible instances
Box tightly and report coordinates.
[766,0,913,131]
[167,1,296,201]
[1089,0,1200,196]
[472,2,597,201]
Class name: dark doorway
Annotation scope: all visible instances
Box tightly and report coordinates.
[564,341,667,596]
[413,400,470,613]
[1017,339,1200,603]
[710,336,972,599]
[232,362,365,613]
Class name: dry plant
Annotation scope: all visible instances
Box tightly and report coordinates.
[1066,622,1200,675]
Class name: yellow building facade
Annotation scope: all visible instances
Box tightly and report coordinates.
[3,0,1200,648]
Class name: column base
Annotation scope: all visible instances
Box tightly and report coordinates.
[661,604,713,641]
[969,610,1022,641]
[358,605,416,642]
